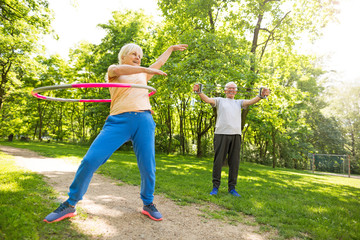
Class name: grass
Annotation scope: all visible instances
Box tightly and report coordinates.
[0,150,89,240]
[1,140,360,240]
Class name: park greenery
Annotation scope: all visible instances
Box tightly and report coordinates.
[0,141,359,239]
[1,0,359,174]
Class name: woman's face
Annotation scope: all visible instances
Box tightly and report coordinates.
[122,50,142,66]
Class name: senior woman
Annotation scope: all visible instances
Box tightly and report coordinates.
[44,43,187,223]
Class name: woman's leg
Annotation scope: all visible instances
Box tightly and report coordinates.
[131,111,156,205]
[67,115,131,206]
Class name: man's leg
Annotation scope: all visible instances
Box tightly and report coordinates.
[212,134,228,189]
[227,135,241,191]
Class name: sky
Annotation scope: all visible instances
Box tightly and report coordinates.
[42,0,160,57]
[301,0,360,86]
[43,0,360,86]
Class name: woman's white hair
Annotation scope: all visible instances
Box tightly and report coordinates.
[105,43,143,82]
[118,43,143,64]
[225,82,237,90]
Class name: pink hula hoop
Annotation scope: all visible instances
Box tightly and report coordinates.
[31,83,156,102]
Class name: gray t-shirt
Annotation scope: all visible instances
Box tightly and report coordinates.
[212,97,245,135]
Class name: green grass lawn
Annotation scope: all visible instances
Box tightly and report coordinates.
[0,150,89,240]
[1,141,360,240]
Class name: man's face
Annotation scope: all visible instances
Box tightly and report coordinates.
[225,84,237,99]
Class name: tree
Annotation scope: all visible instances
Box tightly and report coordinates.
[0,2,348,169]
[0,0,52,110]
[68,41,110,142]
[157,0,254,155]
[157,0,339,158]
[95,9,154,72]
[225,0,339,129]
[253,49,327,168]
[324,83,360,174]
[30,55,70,141]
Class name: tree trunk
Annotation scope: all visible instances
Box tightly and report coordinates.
[196,116,203,157]
[166,104,172,153]
[33,121,38,140]
[71,103,75,142]
[37,103,43,141]
[0,63,12,112]
[241,124,250,162]
[196,108,215,157]
[241,13,263,130]
[57,105,63,141]
[272,126,277,168]
[82,103,86,141]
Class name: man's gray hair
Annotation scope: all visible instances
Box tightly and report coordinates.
[225,82,237,90]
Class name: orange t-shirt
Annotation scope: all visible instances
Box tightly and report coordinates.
[109,73,151,115]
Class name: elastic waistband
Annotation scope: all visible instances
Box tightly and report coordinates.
[111,110,151,116]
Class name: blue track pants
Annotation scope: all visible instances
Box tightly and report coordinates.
[66,111,156,206]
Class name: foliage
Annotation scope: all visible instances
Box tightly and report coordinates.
[0,0,351,173]
[0,0,53,110]
[96,9,155,69]
[323,84,360,174]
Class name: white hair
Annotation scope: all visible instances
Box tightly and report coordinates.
[118,43,143,64]
[225,82,237,90]
[104,44,143,82]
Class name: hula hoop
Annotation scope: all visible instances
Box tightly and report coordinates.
[31,83,156,102]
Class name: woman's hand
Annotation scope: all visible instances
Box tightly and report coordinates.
[146,68,167,76]
[172,44,188,51]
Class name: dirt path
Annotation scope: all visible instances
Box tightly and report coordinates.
[0,145,275,240]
